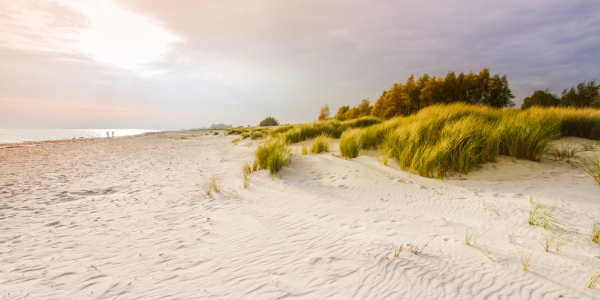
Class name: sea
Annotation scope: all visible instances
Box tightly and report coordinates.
[0,129,160,144]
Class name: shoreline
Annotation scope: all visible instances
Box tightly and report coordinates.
[0,129,164,146]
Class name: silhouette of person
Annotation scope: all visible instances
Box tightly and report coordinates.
[112,131,114,137]
[106,131,109,138]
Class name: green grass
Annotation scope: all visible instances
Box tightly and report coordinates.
[335,103,597,178]
[248,103,600,179]
[339,129,362,158]
[255,138,290,175]
[541,237,551,252]
[579,150,600,186]
[528,204,561,231]
[547,143,579,161]
[497,112,559,161]
[310,134,331,154]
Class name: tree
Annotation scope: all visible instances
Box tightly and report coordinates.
[443,71,459,103]
[484,74,515,108]
[371,91,387,118]
[560,80,600,108]
[334,106,350,121]
[259,117,279,126]
[318,104,330,121]
[344,107,359,120]
[357,99,371,117]
[521,89,559,109]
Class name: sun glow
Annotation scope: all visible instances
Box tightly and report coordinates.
[75,1,180,69]
[0,0,180,72]
[73,1,180,70]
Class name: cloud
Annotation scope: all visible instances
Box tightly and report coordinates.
[0,0,599,128]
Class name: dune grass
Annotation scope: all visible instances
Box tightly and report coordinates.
[548,143,579,161]
[247,103,599,177]
[589,267,600,289]
[339,129,362,159]
[310,134,332,154]
[242,161,253,188]
[592,219,600,245]
[204,177,220,195]
[521,249,534,271]
[337,103,598,178]
[580,150,600,186]
[256,138,290,175]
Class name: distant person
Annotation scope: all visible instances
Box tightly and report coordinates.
[106,131,109,138]
[112,131,114,137]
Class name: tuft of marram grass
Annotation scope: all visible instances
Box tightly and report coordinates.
[242,161,253,188]
[579,150,600,186]
[497,112,560,161]
[521,248,534,271]
[255,138,290,175]
[588,267,600,289]
[301,143,308,155]
[339,129,362,159]
[204,177,220,195]
[310,134,332,154]
[592,219,600,244]
[547,143,579,161]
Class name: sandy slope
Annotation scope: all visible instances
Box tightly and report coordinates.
[1,132,600,299]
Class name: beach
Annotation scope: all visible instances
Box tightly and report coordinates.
[1,131,600,299]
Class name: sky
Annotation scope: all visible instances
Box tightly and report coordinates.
[0,0,598,129]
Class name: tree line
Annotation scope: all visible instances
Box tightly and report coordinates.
[521,80,600,109]
[318,68,599,121]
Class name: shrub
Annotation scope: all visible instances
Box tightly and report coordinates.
[259,117,279,126]
[310,134,331,154]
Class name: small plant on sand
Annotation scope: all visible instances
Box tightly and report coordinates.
[588,266,600,289]
[204,177,220,195]
[555,236,564,251]
[521,248,534,271]
[508,222,519,243]
[579,150,600,186]
[301,143,308,155]
[394,245,404,257]
[529,204,562,232]
[581,142,597,151]
[242,161,253,188]
[465,227,483,245]
[408,238,434,255]
[180,136,188,139]
[310,134,331,154]
[592,219,600,244]
[547,143,579,161]
[542,237,551,252]
[213,132,219,135]
[376,148,389,166]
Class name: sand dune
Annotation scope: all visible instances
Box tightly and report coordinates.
[1,132,600,299]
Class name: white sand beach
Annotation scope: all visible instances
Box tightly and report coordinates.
[1,132,600,299]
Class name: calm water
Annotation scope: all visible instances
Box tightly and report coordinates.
[0,129,159,144]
